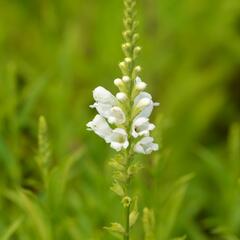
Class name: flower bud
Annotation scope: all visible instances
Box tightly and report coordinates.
[133,46,141,59]
[123,30,131,41]
[136,81,147,91]
[133,33,140,44]
[134,66,141,73]
[136,98,151,109]
[122,43,131,57]
[124,57,132,65]
[122,76,130,82]
[116,92,128,102]
[122,42,131,50]
[114,78,124,87]
[132,66,142,79]
[119,61,128,75]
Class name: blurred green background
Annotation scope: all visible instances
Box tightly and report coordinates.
[0,0,239,239]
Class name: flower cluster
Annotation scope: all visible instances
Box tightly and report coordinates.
[87,76,159,154]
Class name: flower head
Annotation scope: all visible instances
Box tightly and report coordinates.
[87,10,159,155]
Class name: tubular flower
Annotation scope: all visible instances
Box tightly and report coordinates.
[131,117,155,138]
[134,137,159,155]
[86,114,113,143]
[109,128,129,151]
[134,92,160,119]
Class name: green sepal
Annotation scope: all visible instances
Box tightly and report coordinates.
[110,182,125,197]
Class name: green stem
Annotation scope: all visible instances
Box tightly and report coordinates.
[124,204,130,240]
[122,1,137,239]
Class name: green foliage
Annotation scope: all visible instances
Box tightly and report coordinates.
[0,0,239,239]
[142,208,155,240]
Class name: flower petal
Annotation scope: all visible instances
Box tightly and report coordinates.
[93,86,117,105]
[86,115,113,143]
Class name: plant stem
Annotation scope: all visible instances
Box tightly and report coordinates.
[125,204,130,240]
[122,1,138,239]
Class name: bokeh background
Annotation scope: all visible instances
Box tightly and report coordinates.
[0,0,239,239]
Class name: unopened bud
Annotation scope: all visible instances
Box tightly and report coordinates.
[125,57,132,64]
[122,42,131,51]
[122,76,130,82]
[116,92,128,102]
[132,66,142,79]
[114,78,124,87]
[134,66,141,73]
[119,62,128,75]
[123,30,131,40]
[136,81,147,91]
[133,33,140,43]
[136,98,151,109]
[133,46,141,58]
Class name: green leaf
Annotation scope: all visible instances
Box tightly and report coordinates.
[158,173,194,240]
[110,182,125,197]
[4,190,52,240]
[46,148,83,212]
[171,236,187,240]
[142,208,155,240]
[129,197,139,228]
[0,216,23,240]
[104,223,125,239]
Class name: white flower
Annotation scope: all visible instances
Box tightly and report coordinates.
[131,117,155,138]
[109,128,129,151]
[134,92,159,118]
[134,137,159,154]
[86,115,113,143]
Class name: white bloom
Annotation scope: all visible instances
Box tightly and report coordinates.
[109,128,129,151]
[134,92,159,118]
[131,117,155,138]
[86,115,112,143]
[134,137,158,154]
[93,86,117,105]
